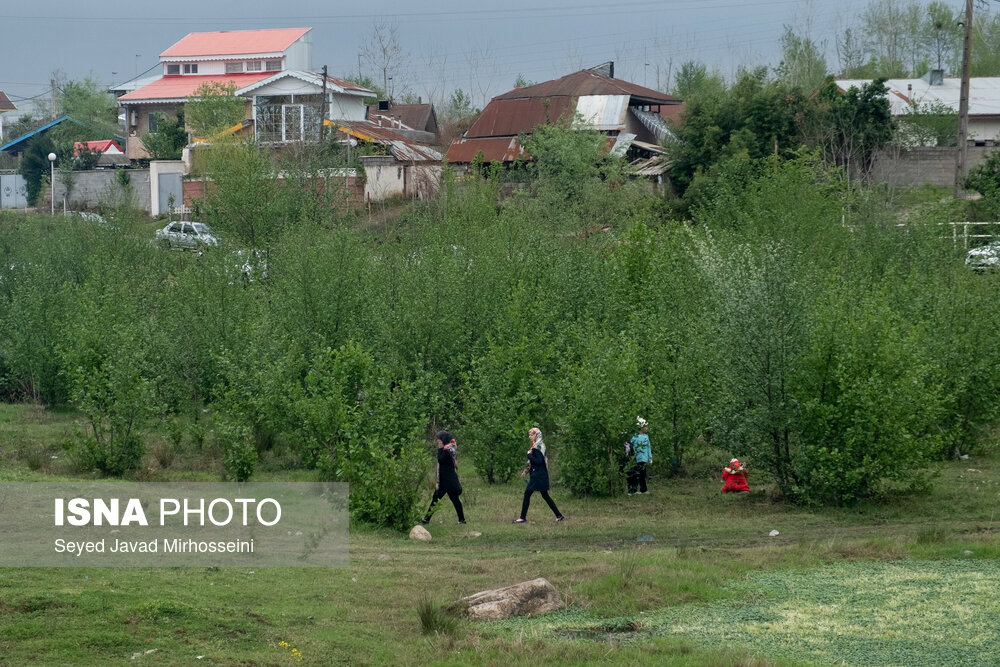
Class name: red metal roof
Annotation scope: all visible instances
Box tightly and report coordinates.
[464,97,576,138]
[119,73,271,102]
[0,91,16,112]
[446,136,529,163]
[161,28,311,58]
[74,140,123,155]
[494,69,679,104]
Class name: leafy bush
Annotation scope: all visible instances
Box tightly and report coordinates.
[558,328,651,496]
[795,291,947,503]
[218,421,258,482]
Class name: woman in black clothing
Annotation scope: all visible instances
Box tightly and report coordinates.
[514,429,564,523]
[422,430,466,524]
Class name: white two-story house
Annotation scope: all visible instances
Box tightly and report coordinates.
[118,27,373,159]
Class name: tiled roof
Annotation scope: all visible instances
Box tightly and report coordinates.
[161,28,311,58]
[119,73,271,102]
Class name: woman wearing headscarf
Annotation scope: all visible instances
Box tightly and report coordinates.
[514,428,564,523]
[421,430,466,524]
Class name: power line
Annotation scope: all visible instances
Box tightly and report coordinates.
[4,0,807,24]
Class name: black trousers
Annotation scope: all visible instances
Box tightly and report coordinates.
[424,488,464,522]
[521,488,561,520]
[628,462,648,494]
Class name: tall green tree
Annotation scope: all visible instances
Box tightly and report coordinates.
[775,26,828,92]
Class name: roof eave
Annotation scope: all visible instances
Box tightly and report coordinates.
[161,53,285,63]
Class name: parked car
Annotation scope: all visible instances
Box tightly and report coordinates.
[64,210,108,225]
[156,221,219,250]
[965,240,1000,271]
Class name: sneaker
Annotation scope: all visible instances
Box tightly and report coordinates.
[458,520,467,524]
[555,515,566,522]
[627,492,633,496]
[513,518,526,524]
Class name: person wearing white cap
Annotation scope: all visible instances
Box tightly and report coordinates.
[627,417,652,495]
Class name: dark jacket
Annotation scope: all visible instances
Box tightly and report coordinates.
[437,447,462,493]
[525,446,550,492]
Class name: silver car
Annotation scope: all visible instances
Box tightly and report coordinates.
[156,221,219,250]
[966,240,1000,271]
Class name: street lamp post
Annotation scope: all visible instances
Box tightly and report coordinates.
[47,152,56,216]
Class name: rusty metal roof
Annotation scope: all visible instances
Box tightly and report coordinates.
[465,97,576,138]
[366,103,437,134]
[0,91,16,112]
[495,69,680,105]
[446,136,528,163]
[332,120,442,162]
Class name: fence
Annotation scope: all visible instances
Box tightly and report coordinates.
[947,222,1000,248]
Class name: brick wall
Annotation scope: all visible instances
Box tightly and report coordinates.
[182,174,365,211]
[870,146,992,187]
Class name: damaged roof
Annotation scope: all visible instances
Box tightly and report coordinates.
[331,120,442,162]
[449,65,681,163]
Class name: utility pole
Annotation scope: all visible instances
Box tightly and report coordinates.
[320,65,328,142]
[955,0,973,197]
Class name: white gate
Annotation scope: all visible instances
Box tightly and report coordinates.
[0,171,27,209]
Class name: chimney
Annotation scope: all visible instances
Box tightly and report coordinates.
[922,69,944,86]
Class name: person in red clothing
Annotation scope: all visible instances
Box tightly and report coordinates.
[721,458,750,493]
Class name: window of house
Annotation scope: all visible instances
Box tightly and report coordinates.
[255,95,322,143]
[148,113,158,133]
[225,62,243,74]
[166,64,180,75]
[183,63,198,74]
[265,60,281,72]
[246,60,262,72]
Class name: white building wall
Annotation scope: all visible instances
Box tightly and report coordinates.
[250,77,318,97]
[969,119,1000,142]
[362,158,405,201]
[285,34,312,70]
[329,96,367,121]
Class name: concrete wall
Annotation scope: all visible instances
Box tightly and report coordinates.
[870,146,993,187]
[50,169,152,213]
[362,156,404,201]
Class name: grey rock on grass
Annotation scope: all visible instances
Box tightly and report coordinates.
[452,577,564,621]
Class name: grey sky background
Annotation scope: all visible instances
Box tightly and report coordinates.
[4,0,876,112]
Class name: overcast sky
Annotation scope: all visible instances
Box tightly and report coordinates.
[4,0,875,113]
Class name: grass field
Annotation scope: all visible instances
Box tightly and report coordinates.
[1,403,999,665]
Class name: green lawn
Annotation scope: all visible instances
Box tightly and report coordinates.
[1,404,998,665]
